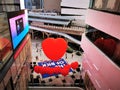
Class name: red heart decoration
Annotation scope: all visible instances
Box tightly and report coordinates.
[42,38,67,61]
[46,67,53,75]
[94,38,116,56]
[71,62,79,70]
[103,39,116,56]
[34,66,39,73]
[60,68,69,76]
[38,66,44,74]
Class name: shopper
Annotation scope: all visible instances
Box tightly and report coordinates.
[72,53,74,58]
[36,56,39,61]
[36,43,39,52]
[65,53,67,59]
[74,75,85,88]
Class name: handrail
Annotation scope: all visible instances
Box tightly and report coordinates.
[30,26,81,45]
[31,22,85,32]
[28,86,84,90]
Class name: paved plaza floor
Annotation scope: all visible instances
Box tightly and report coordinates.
[31,39,83,65]
[30,38,84,88]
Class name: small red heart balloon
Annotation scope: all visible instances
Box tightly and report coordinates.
[71,62,79,70]
[42,38,67,61]
[38,66,44,74]
[64,65,71,70]
[61,68,69,76]
[34,66,40,73]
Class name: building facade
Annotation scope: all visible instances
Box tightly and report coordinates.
[44,0,61,13]
[81,0,120,90]
[0,3,32,90]
[1,0,120,90]
[0,0,20,12]
[61,0,90,27]
[0,34,32,90]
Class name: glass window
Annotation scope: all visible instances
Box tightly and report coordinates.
[15,56,21,71]
[86,26,120,67]
[3,70,11,86]
[84,72,96,90]
[0,81,5,90]
[0,0,20,12]
[92,0,120,14]
[0,13,13,70]
[14,80,20,90]
[10,61,17,81]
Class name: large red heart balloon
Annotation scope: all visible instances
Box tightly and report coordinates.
[42,38,67,61]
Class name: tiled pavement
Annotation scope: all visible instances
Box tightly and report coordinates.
[30,38,84,88]
[31,39,83,64]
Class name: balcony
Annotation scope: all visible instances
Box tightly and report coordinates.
[30,21,85,36]
[81,34,120,90]
[86,9,120,39]
[91,0,120,15]
[28,87,84,90]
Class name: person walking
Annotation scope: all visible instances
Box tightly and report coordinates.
[65,53,67,59]
[36,43,39,52]
[39,47,42,56]
[36,56,39,61]
[74,75,85,89]
[72,53,74,58]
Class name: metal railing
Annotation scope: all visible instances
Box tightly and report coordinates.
[30,22,85,36]
[28,86,84,90]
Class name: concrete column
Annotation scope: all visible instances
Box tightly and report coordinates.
[31,29,34,39]
[42,32,45,39]
[45,32,51,38]
[20,0,25,9]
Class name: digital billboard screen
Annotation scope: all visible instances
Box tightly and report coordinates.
[7,10,29,50]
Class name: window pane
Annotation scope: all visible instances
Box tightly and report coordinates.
[86,26,120,67]
[0,13,13,70]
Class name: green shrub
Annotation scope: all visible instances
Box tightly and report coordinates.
[76,51,81,56]
[66,47,73,53]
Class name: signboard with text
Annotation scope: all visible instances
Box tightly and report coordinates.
[38,58,69,78]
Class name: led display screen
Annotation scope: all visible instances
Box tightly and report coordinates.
[7,10,29,50]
